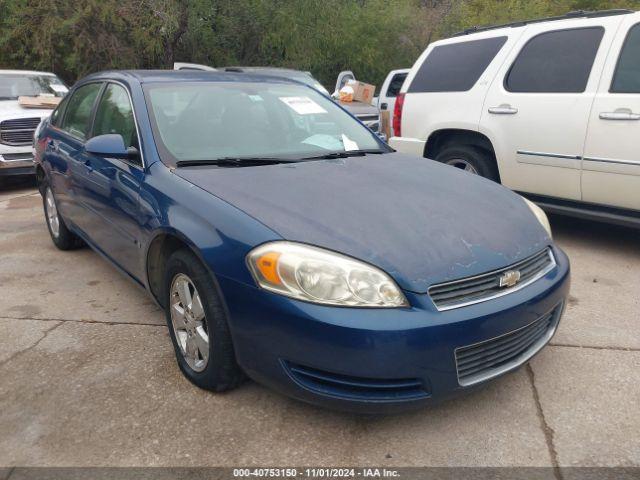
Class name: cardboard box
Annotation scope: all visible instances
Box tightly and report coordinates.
[18,95,61,109]
[347,80,375,104]
[380,110,391,139]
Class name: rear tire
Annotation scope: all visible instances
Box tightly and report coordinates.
[41,180,84,250]
[435,145,500,182]
[163,249,244,392]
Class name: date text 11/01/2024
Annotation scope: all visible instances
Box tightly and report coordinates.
[233,468,400,478]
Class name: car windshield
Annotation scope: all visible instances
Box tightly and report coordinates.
[0,73,68,100]
[144,81,384,165]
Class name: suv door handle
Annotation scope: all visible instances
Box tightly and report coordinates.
[599,109,640,121]
[488,104,518,115]
[84,159,94,172]
[380,103,388,110]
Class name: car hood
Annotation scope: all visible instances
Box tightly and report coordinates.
[0,100,53,120]
[175,153,550,293]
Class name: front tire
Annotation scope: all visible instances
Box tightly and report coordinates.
[163,249,244,392]
[42,183,84,250]
[435,145,499,182]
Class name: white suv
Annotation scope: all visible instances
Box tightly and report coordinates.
[0,70,68,180]
[390,9,640,227]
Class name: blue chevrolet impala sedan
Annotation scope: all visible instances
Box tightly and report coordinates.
[34,71,570,413]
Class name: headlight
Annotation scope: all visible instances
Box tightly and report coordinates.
[522,197,552,238]
[247,242,409,308]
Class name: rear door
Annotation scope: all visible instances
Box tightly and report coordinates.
[76,82,146,280]
[378,70,408,137]
[481,17,623,200]
[581,16,640,210]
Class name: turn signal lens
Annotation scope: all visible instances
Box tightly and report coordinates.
[255,251,282,285]
[247,242,409,308]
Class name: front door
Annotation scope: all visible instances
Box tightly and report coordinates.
[54,82,104,227]
[582,18,640,211]
[76,82,145,280]
[481,17,621,200]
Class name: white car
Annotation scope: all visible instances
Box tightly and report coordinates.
[377,68,409,137]
[0,70,68,180]
[390,9,640,227]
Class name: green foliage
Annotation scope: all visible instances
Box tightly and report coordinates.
[440,0,640,37]
[0,0,638,89]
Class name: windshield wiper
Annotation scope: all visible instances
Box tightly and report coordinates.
[302,149,387,160]
[175,157,300,168]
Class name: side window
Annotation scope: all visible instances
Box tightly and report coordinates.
[408,36,507,93]
[60,83,102,140]
[611,23,640,93]
[506,28,604,93]
[92,83,139,157]
[386,73,407,98]
[49,95,69,127]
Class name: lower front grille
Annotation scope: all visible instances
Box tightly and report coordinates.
[284,361,429,402]
[455,304,562,386]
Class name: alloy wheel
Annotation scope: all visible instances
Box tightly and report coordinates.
[45,187,60,238]
[446,158,479,175]
[170,273,210,372]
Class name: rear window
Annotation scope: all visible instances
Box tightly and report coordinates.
[505,27,604,93]
[611,23,640,93]
[408,36,507,93]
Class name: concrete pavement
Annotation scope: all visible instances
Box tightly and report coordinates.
[1,181,638,467]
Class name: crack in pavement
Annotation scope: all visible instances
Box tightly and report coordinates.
[0,321,63,369]
[526,363,562,480]
[549,342,640,352]
[0,315,165,328]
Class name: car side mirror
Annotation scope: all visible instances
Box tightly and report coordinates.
[85,134,136,159]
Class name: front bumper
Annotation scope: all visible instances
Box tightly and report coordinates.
[0,150,35,177]
[219,246,570,413]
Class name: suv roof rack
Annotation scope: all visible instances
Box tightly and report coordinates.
[453,9,634,37]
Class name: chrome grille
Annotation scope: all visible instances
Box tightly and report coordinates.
[429,248,555,311]
[0,117,41,146]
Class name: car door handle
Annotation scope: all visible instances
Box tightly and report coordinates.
[47,140,58,152]
[488,104,518,115]
[84,160,94,172]
[599,109,640,121]
[380,103,388,110]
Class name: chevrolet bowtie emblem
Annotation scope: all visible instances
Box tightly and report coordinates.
[499,270,521,288]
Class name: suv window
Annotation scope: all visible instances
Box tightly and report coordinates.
[93,83,139,156]
[386,73,407,97]
[505,28,604,93]
[60,83,102,140]
[611,23,640,93]
[408,36,507,93]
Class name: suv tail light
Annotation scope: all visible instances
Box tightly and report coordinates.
[392,93,405,137]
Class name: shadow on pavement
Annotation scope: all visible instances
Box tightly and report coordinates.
[550,213,640,256]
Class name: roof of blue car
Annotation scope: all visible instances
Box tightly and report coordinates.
[81,70,299,85]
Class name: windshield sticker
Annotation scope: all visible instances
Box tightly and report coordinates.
[50,84,69,94]
[302,134,344,151]
[248,95,263,102]
[341,134,359,151]
[279,96,327,115]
